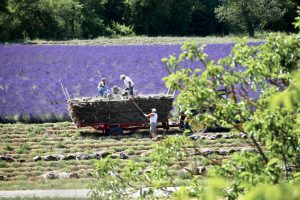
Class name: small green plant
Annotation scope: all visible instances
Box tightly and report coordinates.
[21,143,31,151]
[16,175,27,181]
[4,143,14,151]
[125,148,135,155]
[27,126,43,137]
[55,142,65,148]
[12,162,21,168]
[16,147,25,154]
[0,160,7,168]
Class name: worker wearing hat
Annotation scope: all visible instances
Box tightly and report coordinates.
[97,78,108,96]
[144,108,158,138]
[120,74,134,96]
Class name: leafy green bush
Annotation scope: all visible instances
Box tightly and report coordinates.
[110,22,135,36]
[90,13,300,199]
[4,143,14,151]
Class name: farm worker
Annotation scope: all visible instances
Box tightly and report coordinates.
[144,108,158,139]
[120,74,134,96]
[97,78,109,96]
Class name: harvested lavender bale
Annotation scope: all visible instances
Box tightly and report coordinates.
[68,95,174,127]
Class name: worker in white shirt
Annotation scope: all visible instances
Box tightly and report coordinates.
[144,108,158,138]
[120,74,134,96]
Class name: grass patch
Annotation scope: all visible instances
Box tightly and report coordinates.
[24,36,265,46]
[54,142,65,148]
[4,143,14,151]
[0,160,7,168]
[27,126,43,137]
[15,174,28,181]
[16,147,25,154]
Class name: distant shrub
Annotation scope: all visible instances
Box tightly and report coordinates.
[110,22,135,36]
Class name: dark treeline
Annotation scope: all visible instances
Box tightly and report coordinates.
[0,0,299,41]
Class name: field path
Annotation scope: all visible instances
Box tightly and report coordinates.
[0,188,177,198]
[0,189,90,198]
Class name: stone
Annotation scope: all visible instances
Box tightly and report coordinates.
[200,136,207,140]
[54,154,65,160]
[58,172,70,179]
[218,149,228,155]
[69,172,79,179]
[33,156,42,162]
[0,155,15,162]
[62,154,76,160]
[75,153,84,160]
[42,155,59,161]
[0,175,6,181]
[19,159,26,163]
[201,148,213,156]
[86,172,93,177]
[222,134,230,139]
[43,172,59,179]
[107,171,119,177]
[82,154,92,160]
[215,133,223,138]
[119,152,129,159]
[110,154,119,159]
[208,135,216,140]
[140,152,148,157]
[189,134,200,140]
[195,166,206,175]
[228,149,236,154]
[93,150,110,159]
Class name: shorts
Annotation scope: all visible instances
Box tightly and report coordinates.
[150,122,157,133]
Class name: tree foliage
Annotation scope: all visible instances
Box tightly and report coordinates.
[90,13,300,199]
[215,0,296,37]
[0,0,298,41]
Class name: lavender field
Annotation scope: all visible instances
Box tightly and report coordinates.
[0,43,236,122]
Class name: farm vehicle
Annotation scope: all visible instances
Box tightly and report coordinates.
[67,95,187,135]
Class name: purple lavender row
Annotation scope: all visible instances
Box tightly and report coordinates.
[0,43,255,122]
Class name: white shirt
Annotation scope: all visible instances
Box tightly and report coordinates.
[123,76,134,88]
[150,113,158,123]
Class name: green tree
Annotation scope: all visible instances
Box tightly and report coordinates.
[215,0,293,37]
[190,0,228,36]
[168,0,196,36]
[79,0,108,38]
[125,0,172,35]
[91,12,300,199]
[0,0,82,41]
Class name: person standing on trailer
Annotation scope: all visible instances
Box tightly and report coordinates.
[144,108,158,139]
[120,74,134,96]
[97,78,108,96]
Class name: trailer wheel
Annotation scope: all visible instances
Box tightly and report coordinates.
[109,127,123,136]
